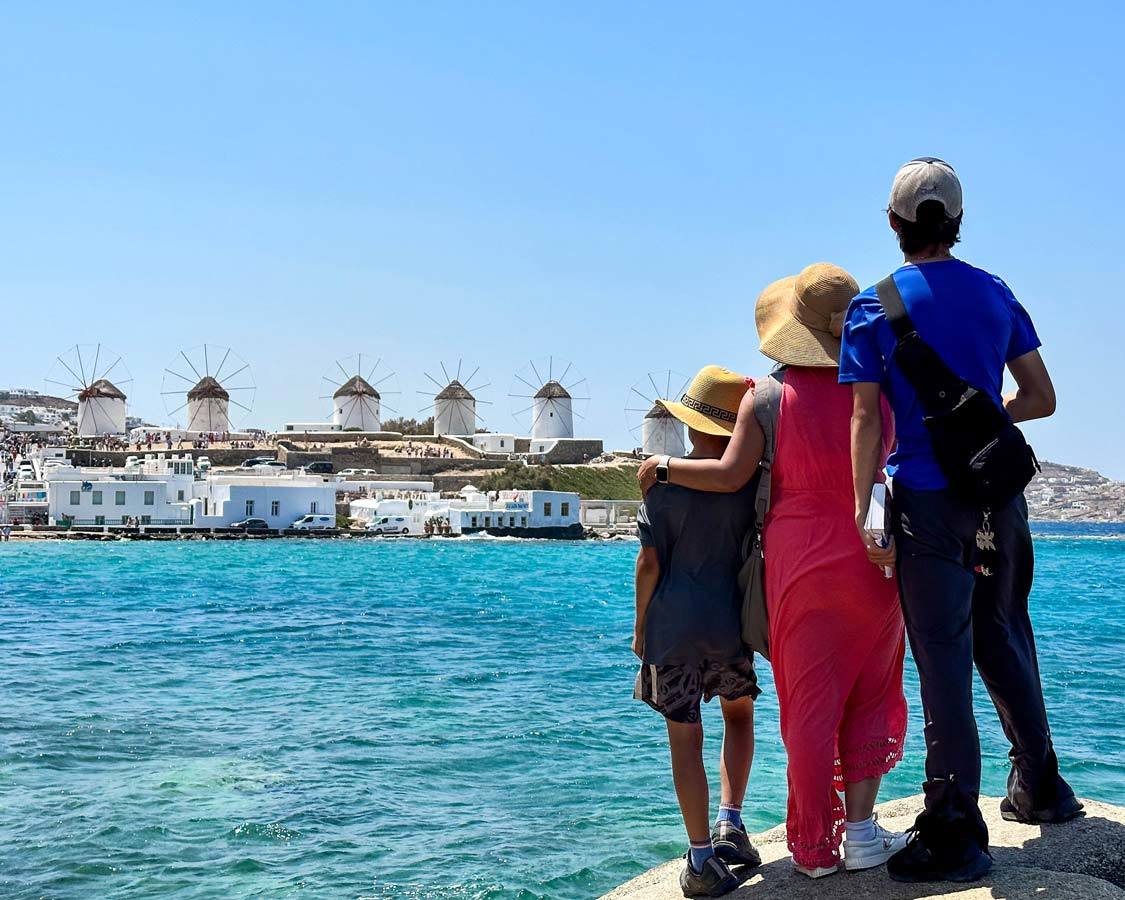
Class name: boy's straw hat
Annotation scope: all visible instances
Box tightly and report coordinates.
[656,365,749,437]
[757,263,859,367]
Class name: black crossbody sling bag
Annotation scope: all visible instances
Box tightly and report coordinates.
[875,275,1040,508]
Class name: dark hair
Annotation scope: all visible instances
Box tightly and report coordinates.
[891,199,962,255]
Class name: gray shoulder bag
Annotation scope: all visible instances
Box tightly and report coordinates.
[737,369,783,660]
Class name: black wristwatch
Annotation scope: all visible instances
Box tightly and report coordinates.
[655,456,671,484]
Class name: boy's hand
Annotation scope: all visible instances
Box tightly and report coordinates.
[632,628,644,659]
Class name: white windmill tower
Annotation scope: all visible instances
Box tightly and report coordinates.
[162,345,256,434]
[322,355,398,431]
[509,357,590,440]
[420,361,491,436]
[45,344,133,436]
[625,370,690,457]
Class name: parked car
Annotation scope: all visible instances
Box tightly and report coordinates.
[302,461,334,475]
[290,514,336,531]
[240,457,276,468]
[229,517,271,533]
[252,461,288,472]
[339,468,379,478]
[366,515,412,535]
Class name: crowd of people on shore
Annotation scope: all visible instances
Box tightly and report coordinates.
[630,158,1081,897]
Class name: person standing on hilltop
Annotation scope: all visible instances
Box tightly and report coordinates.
[842,158,1083,884]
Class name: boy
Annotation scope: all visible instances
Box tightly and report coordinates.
[633,365,761,899]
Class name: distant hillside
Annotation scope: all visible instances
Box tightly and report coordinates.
[1027,460,1124,522]
[475,462,642,501]
[0,391,76,411]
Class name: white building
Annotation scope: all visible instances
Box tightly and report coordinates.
[641,403,687,457]
[447,489,580,534]
[186,376,232,434]
[470,433,517,454]
[77,379,128,436]
[433,380,476,436]
[46,456,196,526]
[333,375,381,431]
[531,381,574,440]
[191,473,337,529]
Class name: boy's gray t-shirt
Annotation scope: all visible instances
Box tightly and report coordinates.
[637,480,756,666]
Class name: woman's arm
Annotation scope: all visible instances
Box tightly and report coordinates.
[637,388,764,494]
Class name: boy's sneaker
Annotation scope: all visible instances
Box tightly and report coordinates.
[711,819,762,867]
[679,854,739,898]
[843,816,908,871]
[886,825,992,884]
[999,795,1084,824]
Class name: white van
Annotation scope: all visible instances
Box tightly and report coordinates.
[290,514,336,531]
[366,515,413,535]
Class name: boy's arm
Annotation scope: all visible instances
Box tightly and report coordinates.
[1004,349,1056,423]
[633,546,660,658]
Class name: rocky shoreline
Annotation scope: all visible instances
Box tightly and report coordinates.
[603,794,1125,899]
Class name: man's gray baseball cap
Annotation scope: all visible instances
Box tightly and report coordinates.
[889,157,962,222]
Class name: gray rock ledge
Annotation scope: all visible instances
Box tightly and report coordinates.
[601,795,1125,899]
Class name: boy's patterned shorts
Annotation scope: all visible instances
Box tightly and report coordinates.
[634,657,760,724]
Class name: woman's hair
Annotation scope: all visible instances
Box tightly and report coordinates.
[891,199,962,255]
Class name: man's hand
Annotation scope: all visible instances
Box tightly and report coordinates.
[637,455,659,495]
[632,627,644,659]
[855,511,896,569]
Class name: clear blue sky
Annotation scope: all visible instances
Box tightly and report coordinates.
[3,2,1122,476]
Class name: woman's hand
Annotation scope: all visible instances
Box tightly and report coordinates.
[855,512,896,569]
[637,455,659,495]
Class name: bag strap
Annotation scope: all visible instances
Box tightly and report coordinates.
[751,368,784,533]
[875,274,916,341]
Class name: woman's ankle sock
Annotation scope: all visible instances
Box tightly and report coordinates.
[688,840,715,872]
[845,814,876,842]
[717,804,743,830]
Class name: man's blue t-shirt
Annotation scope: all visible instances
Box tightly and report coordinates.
[838,259,1041,490]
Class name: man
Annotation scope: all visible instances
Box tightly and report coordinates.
[841,158,1081,884]
[633,366,761,898]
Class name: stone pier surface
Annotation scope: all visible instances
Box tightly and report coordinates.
[602,795,1125,899]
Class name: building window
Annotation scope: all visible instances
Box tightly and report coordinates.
[94,515,105,526]
[484,516,491,527]
[560,502,570,517]
[509,516,515,527]
[69,490,81,505]
[177,490,185,501]
[500,439,505,447]
[470,516,478,527]
[143,490,155,506]
[141,515,151,525]
[543,502,552,516]
[121,516,129,525]
[245,500,254,516]
[521,516,527,527]
[271,501,280,517]
[115,490,125,505]
[310,501,318,514]
[92,491,103,506]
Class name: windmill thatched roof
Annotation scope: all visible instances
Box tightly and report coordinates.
[79,378,127,401]
[644,402,674,419]
[187,376,230,401]
[333,374,380,400]
[436,379,474,401]
[534,380,571,400]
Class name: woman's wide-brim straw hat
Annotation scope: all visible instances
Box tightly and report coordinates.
[757,263,860,367]
[656,365,749,436]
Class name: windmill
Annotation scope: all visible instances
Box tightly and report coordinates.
[625,369,690,457]
[321,354,399,431]
[418,360,491,436]
[162,344,255,434]
[509,357,590,440]
[44,344,133,436]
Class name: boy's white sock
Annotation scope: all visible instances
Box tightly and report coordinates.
[845,814,876,843]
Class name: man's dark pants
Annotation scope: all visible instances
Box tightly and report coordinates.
[892,484,1076,837]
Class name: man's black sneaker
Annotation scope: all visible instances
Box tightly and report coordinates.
[1000,795,1084,824]
[886,829,992,884]
[679,855,739,898]
[711,820,762,867]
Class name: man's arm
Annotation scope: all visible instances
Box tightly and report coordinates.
[1004,349,1056,423]
[850,383,895,569]
[633,547,660,658]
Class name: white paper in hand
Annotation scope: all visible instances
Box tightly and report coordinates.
[864,483,893,579]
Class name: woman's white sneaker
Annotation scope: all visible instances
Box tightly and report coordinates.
[843,822,908,871]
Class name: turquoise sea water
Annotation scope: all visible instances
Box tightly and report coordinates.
[0,526,1122,899]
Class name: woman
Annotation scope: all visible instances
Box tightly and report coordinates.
[639,263,908,878]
